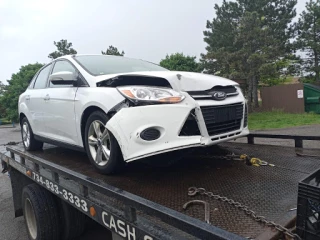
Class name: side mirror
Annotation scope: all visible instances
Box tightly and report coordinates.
[49,71,76,85]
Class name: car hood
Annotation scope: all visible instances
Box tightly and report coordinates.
[94,71,238,91]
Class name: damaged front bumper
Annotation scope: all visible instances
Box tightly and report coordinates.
[106,95,249,162]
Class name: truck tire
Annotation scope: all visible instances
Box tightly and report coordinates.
[21,117,43,151]
[22,183,60,240]
[84,111,124,174]
[59,200,86,240]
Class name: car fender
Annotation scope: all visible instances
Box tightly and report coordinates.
[75,87,126,146]
[19,101,33,126]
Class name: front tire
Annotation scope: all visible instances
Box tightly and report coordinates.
[21,117,43,151]
[84,111,124,174]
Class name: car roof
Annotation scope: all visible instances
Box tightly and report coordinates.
[56,54,124,60]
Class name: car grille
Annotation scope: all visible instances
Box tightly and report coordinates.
[187,85,238,100]
[201,103,244,136]
[244,103,248,127]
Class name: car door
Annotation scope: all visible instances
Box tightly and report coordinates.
[27,64,52,136]
[42,60,79,145]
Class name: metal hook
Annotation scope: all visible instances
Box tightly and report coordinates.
[183,200,210,224]
[188,187,199,196]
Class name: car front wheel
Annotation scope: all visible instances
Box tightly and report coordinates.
[84,111,124,174]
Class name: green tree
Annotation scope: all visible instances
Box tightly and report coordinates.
[201,0,297,111]
[0,81,6,118]
[48,39,77,59]
[260,56,302,86]
[0,81,5,95]
[101,45,125,56]
[160,53,202,72]
[0,63,44,121]
[233,11,280,106]
[201,1,242,75]
[296,0,320,81]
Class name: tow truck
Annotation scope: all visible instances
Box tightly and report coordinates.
[1,133,319,240]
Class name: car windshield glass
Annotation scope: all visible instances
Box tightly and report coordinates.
[74,55,169,76]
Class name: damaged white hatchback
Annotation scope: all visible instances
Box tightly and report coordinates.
[19,54,249,174]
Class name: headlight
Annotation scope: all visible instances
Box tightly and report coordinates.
[117,86,185,104]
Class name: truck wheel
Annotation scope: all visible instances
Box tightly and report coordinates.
[84,111,124,174]
[21,117,43,151]
[59,200,86,240]
[22,184,60,240]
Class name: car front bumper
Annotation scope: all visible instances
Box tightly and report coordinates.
[106,95,249,162]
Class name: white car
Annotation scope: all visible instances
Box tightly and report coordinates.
[19,54,249,174]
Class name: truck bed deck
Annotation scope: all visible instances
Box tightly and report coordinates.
[4,141,318,239]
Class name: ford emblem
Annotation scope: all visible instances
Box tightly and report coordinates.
[211,91,227,100]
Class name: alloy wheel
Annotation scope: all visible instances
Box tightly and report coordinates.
[88,120,111,166]
[22,122,30,148]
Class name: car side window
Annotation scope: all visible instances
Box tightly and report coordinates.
[49,61,77,88]
[28,74,38,89]
[33,64,52,89]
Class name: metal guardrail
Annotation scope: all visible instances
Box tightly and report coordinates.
[247,133,320,148]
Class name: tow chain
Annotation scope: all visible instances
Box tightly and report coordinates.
[188,187,301,240]
[221,153,275,167]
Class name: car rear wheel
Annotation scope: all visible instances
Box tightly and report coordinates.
[21,117,43,151]
[84,111,124,174]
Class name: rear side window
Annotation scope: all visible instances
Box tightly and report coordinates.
[49,61,77,88]
[34,64,51,89]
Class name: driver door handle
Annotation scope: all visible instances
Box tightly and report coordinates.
[44,94,50,101]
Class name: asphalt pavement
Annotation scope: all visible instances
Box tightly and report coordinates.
[1,124,320,239]
[0,127,27,240]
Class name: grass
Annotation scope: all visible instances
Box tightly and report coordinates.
[0,118,11,125]
[248,110,320,130]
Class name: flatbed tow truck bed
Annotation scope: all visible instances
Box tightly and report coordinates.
[1,134,319,240]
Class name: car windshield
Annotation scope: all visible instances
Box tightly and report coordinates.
[74,55,169,76]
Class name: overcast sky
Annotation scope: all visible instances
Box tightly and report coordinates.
[0,0,308,83]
